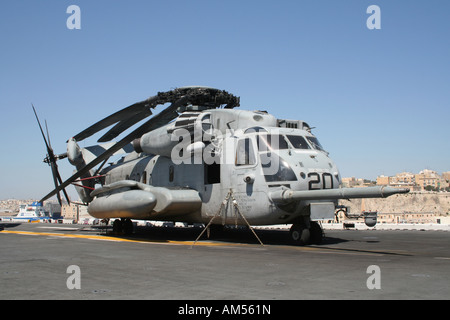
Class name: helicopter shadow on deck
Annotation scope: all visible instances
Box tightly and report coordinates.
[95,224,350,247]
[0,222,22,231]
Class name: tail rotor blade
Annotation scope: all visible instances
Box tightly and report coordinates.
[33,104,70,204]
[50,163,63,206]
[45,120,52,149]
[32,104,52,154]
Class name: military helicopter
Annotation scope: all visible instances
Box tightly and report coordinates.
[34,86,409,245]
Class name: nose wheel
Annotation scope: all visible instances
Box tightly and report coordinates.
[289,221,323,245]
[289,224,310,245]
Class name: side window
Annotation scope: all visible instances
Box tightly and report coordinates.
[201,113,212,132]
[142,171,147,184]
[235,138,256,166]
[201,113,214,141]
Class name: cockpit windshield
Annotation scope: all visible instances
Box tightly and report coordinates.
[261,152,297,182]
[285,135,311,149]
[256,134,289,151]
[305,136,325,152]
[253,133,325,152]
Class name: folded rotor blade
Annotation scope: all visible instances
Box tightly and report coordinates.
[97,109,153,143]
[38,87,240,203]
[72,95,160,142]
[39,95,189,203]
[71,87,240,143]
[53,162,71,204]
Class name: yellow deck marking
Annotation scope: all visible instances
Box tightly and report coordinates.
[0,229,388,255]
[1,230,139,242]
[0,229,250,247]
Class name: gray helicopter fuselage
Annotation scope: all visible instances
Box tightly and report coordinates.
[39,86,409,243]
[95,108,340,226]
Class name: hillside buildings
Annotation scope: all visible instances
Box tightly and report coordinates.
[61,203,90,222]
[342,169,450,192]
[375,170,450,191]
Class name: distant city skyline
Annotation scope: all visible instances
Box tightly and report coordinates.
[342,168,450,191]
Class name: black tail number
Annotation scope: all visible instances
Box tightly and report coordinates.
[308,172,333,190]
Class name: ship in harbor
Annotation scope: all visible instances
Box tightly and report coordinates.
[14,201,50,222]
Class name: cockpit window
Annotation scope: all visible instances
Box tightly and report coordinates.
[286,135,311,149]
[256,134,289,151]
[306,136,325,151]
[261,152,297,182]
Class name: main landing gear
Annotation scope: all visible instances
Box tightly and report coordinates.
[112,218,134,235]
[289,220,323,246]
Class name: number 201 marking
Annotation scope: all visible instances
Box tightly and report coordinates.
[308,172,334,190]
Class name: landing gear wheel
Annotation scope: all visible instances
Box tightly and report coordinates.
[290,224,310,246]
[112,219,122,234]
[112,218,134,235]
[309,221,323,244]
[122,218,134,235]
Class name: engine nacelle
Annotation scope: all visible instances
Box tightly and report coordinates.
[133,125,178,158]
[132,112,208,158]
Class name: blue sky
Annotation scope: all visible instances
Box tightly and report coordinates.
[1,0,449,200]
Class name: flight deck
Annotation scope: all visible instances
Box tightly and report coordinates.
[1,222,449,300]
